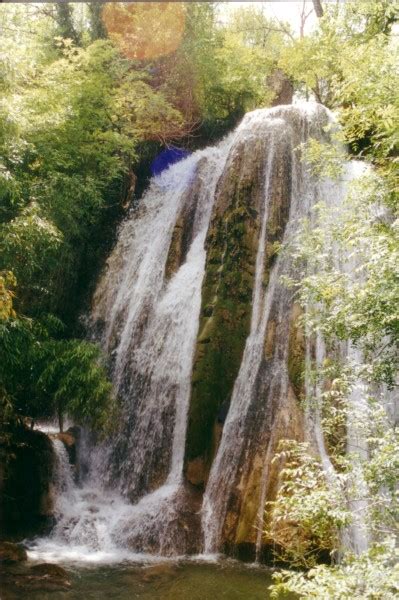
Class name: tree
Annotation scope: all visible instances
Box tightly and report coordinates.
[88,2,107,41]
[0,283,115,433]
[55,2,80,45]
[312,0,324,18]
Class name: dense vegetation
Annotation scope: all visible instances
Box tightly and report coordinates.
[0,2,286,434]
[0,1,398,597]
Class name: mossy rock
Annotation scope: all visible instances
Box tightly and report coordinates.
[185,141,265,477]
[185,132,294,481]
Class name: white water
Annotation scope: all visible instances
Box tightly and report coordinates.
[303,161,372,555]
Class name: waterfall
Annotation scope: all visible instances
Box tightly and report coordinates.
[52,439,74,500]
[29,103,377,564]
[91,140,233,500]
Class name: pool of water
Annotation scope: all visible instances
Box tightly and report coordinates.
[0,558,290,600]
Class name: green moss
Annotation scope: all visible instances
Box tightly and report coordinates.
[185,175,261,471]
[185,141,294,477]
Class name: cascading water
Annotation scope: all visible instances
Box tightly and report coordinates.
[29,103,375,564]
[52,439,75,499]
[91,141,233,501]
[201,104,338,554]
[302,161,372,556]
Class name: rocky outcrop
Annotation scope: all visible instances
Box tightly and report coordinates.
[0,426,55,536]
[0,562,71,594]
[0,542,27,563]
[268,69,294,107]
[86,103,347,559]
[199,105,333,555]
[185,109,296,488]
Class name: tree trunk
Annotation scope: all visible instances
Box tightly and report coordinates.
[312,0,324,18]
[55,3,80,45]
[88,2,107,40]
[58,411,64,434]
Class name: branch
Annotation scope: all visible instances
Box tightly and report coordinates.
[232,24,295,43]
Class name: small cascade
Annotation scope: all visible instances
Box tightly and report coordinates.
[52,438,75,499]
[29,103,380,564]
[30,438,170,563]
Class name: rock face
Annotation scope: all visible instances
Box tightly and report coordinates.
[268,69,294,107]
[0,427,55,536]
[185,132,265,483]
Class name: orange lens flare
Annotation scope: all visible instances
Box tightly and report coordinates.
[103,2,186,61]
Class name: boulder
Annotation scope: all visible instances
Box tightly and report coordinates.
[2,563,72,592]
[30,563,69,578]
[0,427,55,536]
[0,542,27,563]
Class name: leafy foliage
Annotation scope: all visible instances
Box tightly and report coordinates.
[267,3,398,595]
[0,7,397,594]
[279,0,399,191]
[265,441,350,568]
[271,537,399,600]
[0,1,292,435]
[0,292,114,432]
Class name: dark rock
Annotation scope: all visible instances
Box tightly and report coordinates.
[0,426,55,537]
[0,562,72,593]
[268,68,294,106]
[30,562,69,579]
[126,484,202,556]
[0,542,27,563]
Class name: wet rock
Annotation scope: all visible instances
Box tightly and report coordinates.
[1,563,72,592]
[0,542,27,563]
[186,456,207,487]
[30,562,69,579]
[287,303,306,398]
[126,484,202,556]
[164,160,207,281]
[185,135,265,475]
[141,563,179,582]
